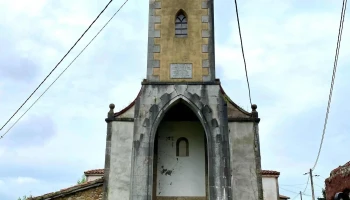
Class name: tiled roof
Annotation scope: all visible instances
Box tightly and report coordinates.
[84,169,104,175]
[261,170,280,176]
[28,177,104,200]
[280,194,290,199]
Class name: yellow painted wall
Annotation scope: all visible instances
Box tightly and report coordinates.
[153,0,209,82]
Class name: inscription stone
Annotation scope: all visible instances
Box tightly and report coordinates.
[170,64,192,79]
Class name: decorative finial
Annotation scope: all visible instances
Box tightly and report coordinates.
[108,103,115,118]
[251,104,258,118]
[252,104,257,110]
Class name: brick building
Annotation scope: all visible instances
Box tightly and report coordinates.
[325,161,350,200]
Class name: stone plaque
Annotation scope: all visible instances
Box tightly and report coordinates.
[170,64,192,79]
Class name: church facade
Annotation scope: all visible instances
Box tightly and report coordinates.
[103,0,263,200]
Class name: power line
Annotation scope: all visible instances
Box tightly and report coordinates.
[303,176,310,194]
[0,0,115,134]
[0,0,130,140]
[233,0,253,105]
[314,183,325,189]
[312,0,347,171]
[280,187,312,197]
[280,183,308,187]
[280,187,300,194]
[315,175,328,180]
[291,194,300,200]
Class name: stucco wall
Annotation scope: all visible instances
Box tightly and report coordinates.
[156,121,206,197]
[116,105,135,118]
[107,121,134,200]
[229,122,260,200]
[86,175,103,182]
[262,177,278,200]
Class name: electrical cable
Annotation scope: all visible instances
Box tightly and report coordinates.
[0,0,115,133]
[291,194,300,200]
[280,183,308,187]
[233,0,253,105]
[280,187,312,196]
[302,176,310,194]
[0,0,130,140]
[312,0,347,171]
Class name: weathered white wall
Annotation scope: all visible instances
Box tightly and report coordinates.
[116,105,135,118]
[262,177,278,200]
[86,175,103,182]
[229,122,259,200]
[108,121,134,199]
[156,121,206,197]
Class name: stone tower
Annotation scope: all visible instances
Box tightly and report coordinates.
[103,0,263,199]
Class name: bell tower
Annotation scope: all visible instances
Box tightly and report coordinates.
[146,0,215,82]
[103,0,263,200]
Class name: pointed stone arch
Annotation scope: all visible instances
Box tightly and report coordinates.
[149,95,210,199]
[148,94,212,146]
[130,85,232,200]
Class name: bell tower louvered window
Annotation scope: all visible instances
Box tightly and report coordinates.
[175,10,187,37]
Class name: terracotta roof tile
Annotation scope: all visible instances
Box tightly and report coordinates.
[84,169,104,175]
[280,194,290,199]
[28,177,103,200]
[261,170,280,176]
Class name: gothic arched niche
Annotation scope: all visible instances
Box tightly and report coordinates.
[176,137,189,157]
[153,100,208,200]
[175,9,188,37]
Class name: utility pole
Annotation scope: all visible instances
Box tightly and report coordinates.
[300,191,303,200]
[310,168,316,200]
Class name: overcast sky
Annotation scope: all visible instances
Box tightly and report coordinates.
[0,0,349,199]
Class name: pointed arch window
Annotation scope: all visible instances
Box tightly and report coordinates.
[176,137,189,157]
[175,10,187,37]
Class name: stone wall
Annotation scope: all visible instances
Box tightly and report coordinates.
[325,161,350,200]
[53,186,103,200]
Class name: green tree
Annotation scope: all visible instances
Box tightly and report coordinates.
[18,195,32,200]
[77,174,87,184]
[322,188,327,199]
[317,188,327,200]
